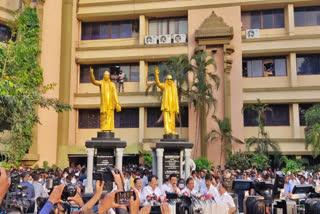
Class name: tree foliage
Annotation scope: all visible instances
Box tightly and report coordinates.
[280,156,308,174]
[194,157,213,171]
[243,99,280,155]
[208,115,243,165]
[304,104,320,158]
[0,8,71,164]
[189,50,219,158]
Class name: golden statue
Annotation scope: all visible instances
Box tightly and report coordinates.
[90,68,121,132]
[155,67,179,135]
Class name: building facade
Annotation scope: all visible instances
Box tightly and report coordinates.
[1,0,320,167]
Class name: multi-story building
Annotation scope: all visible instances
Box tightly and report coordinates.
[1,0,320,167]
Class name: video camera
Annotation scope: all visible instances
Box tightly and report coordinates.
[5,185,35,214]
[93,166,120,192]
[93,166,119,183]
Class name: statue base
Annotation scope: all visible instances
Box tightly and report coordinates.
[151,138,193,186]
[85,131,127,193]
[161,134,179,141]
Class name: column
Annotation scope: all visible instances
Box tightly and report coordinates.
[139,15,146,45]
[139,60,146,92]
[152,148,157,175]
[115,148,124,169]
[285,4,295,36]
[292,103,301,138]
[185,149,192,179]
[85,148,94,193]
[156,148,164,185]
[289,53,297,87]
[180,150,184,178]
[139,107,145,143]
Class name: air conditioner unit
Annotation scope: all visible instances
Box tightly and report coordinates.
[173,34,187,43]
[158,35,171,44]
[144,35,157,45]
[246,29,260,39]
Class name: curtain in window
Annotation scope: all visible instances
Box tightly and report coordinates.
[121,22,132,38]
[251,60,263,77]
[275,59,286,76]
[179,19,188,34]
[160,19,168,35]
[120,65,130,81]
[111,22,120,39]
[241,12,251,30]
[251,11,261,29]
[148,20,158,36]
[100,23,109,39]
[130,65,140,82]
[169,20,176,34]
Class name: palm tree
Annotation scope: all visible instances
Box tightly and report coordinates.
[146,55,191,135]
[208,115,243,165]
[243,99,280,155]
[189,50,219,158]
[304,104,320,158]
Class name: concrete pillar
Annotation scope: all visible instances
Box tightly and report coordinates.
[185,149,192,179]
[152,148,157,175]
[139,60,146,92]
[292,103,301,138]
[180,150,184,178]
[115,148,124,169]
[139,15,146,45]
[285,4,295,36]
[156,148,164,185]
[289,53,297,87]
[85,148,94,193]
[139,107,145,143]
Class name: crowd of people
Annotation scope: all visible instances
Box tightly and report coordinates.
[1,162,320,214]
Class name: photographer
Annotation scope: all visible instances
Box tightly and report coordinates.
[16,172,35,199]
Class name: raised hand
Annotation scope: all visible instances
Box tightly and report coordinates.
[98,190,121,214]
[129,189,140,214]
[160,203,171,214]
[90,67,94,73]
[68,186,84,206]
[48,184,65,205]
[155,67,160,75]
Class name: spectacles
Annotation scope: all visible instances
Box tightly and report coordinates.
[166,78,173,81]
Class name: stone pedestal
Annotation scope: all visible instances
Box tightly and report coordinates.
[85,131,126,193]
[152,135,193,186]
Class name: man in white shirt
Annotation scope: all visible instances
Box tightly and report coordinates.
[198,169,206,191]
[141,175,162,203]
[200,174,219,200]
[181,177,198,197]
[133,177,144,205]
[168,174,180,194]
[191,170,200,191]
[160,177,170,195]
[217,182,236,214]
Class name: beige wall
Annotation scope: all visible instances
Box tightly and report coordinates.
[36,0,63,165]
[0,0,20,23]
[188,6,244,165]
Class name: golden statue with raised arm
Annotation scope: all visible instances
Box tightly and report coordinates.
[155,67,179,135]
[90,68,121,132]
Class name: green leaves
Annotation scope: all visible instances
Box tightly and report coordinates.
[194,157,213,171]
[0,8,71,164]
[304,104,320,158]
[244,99,280,155]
